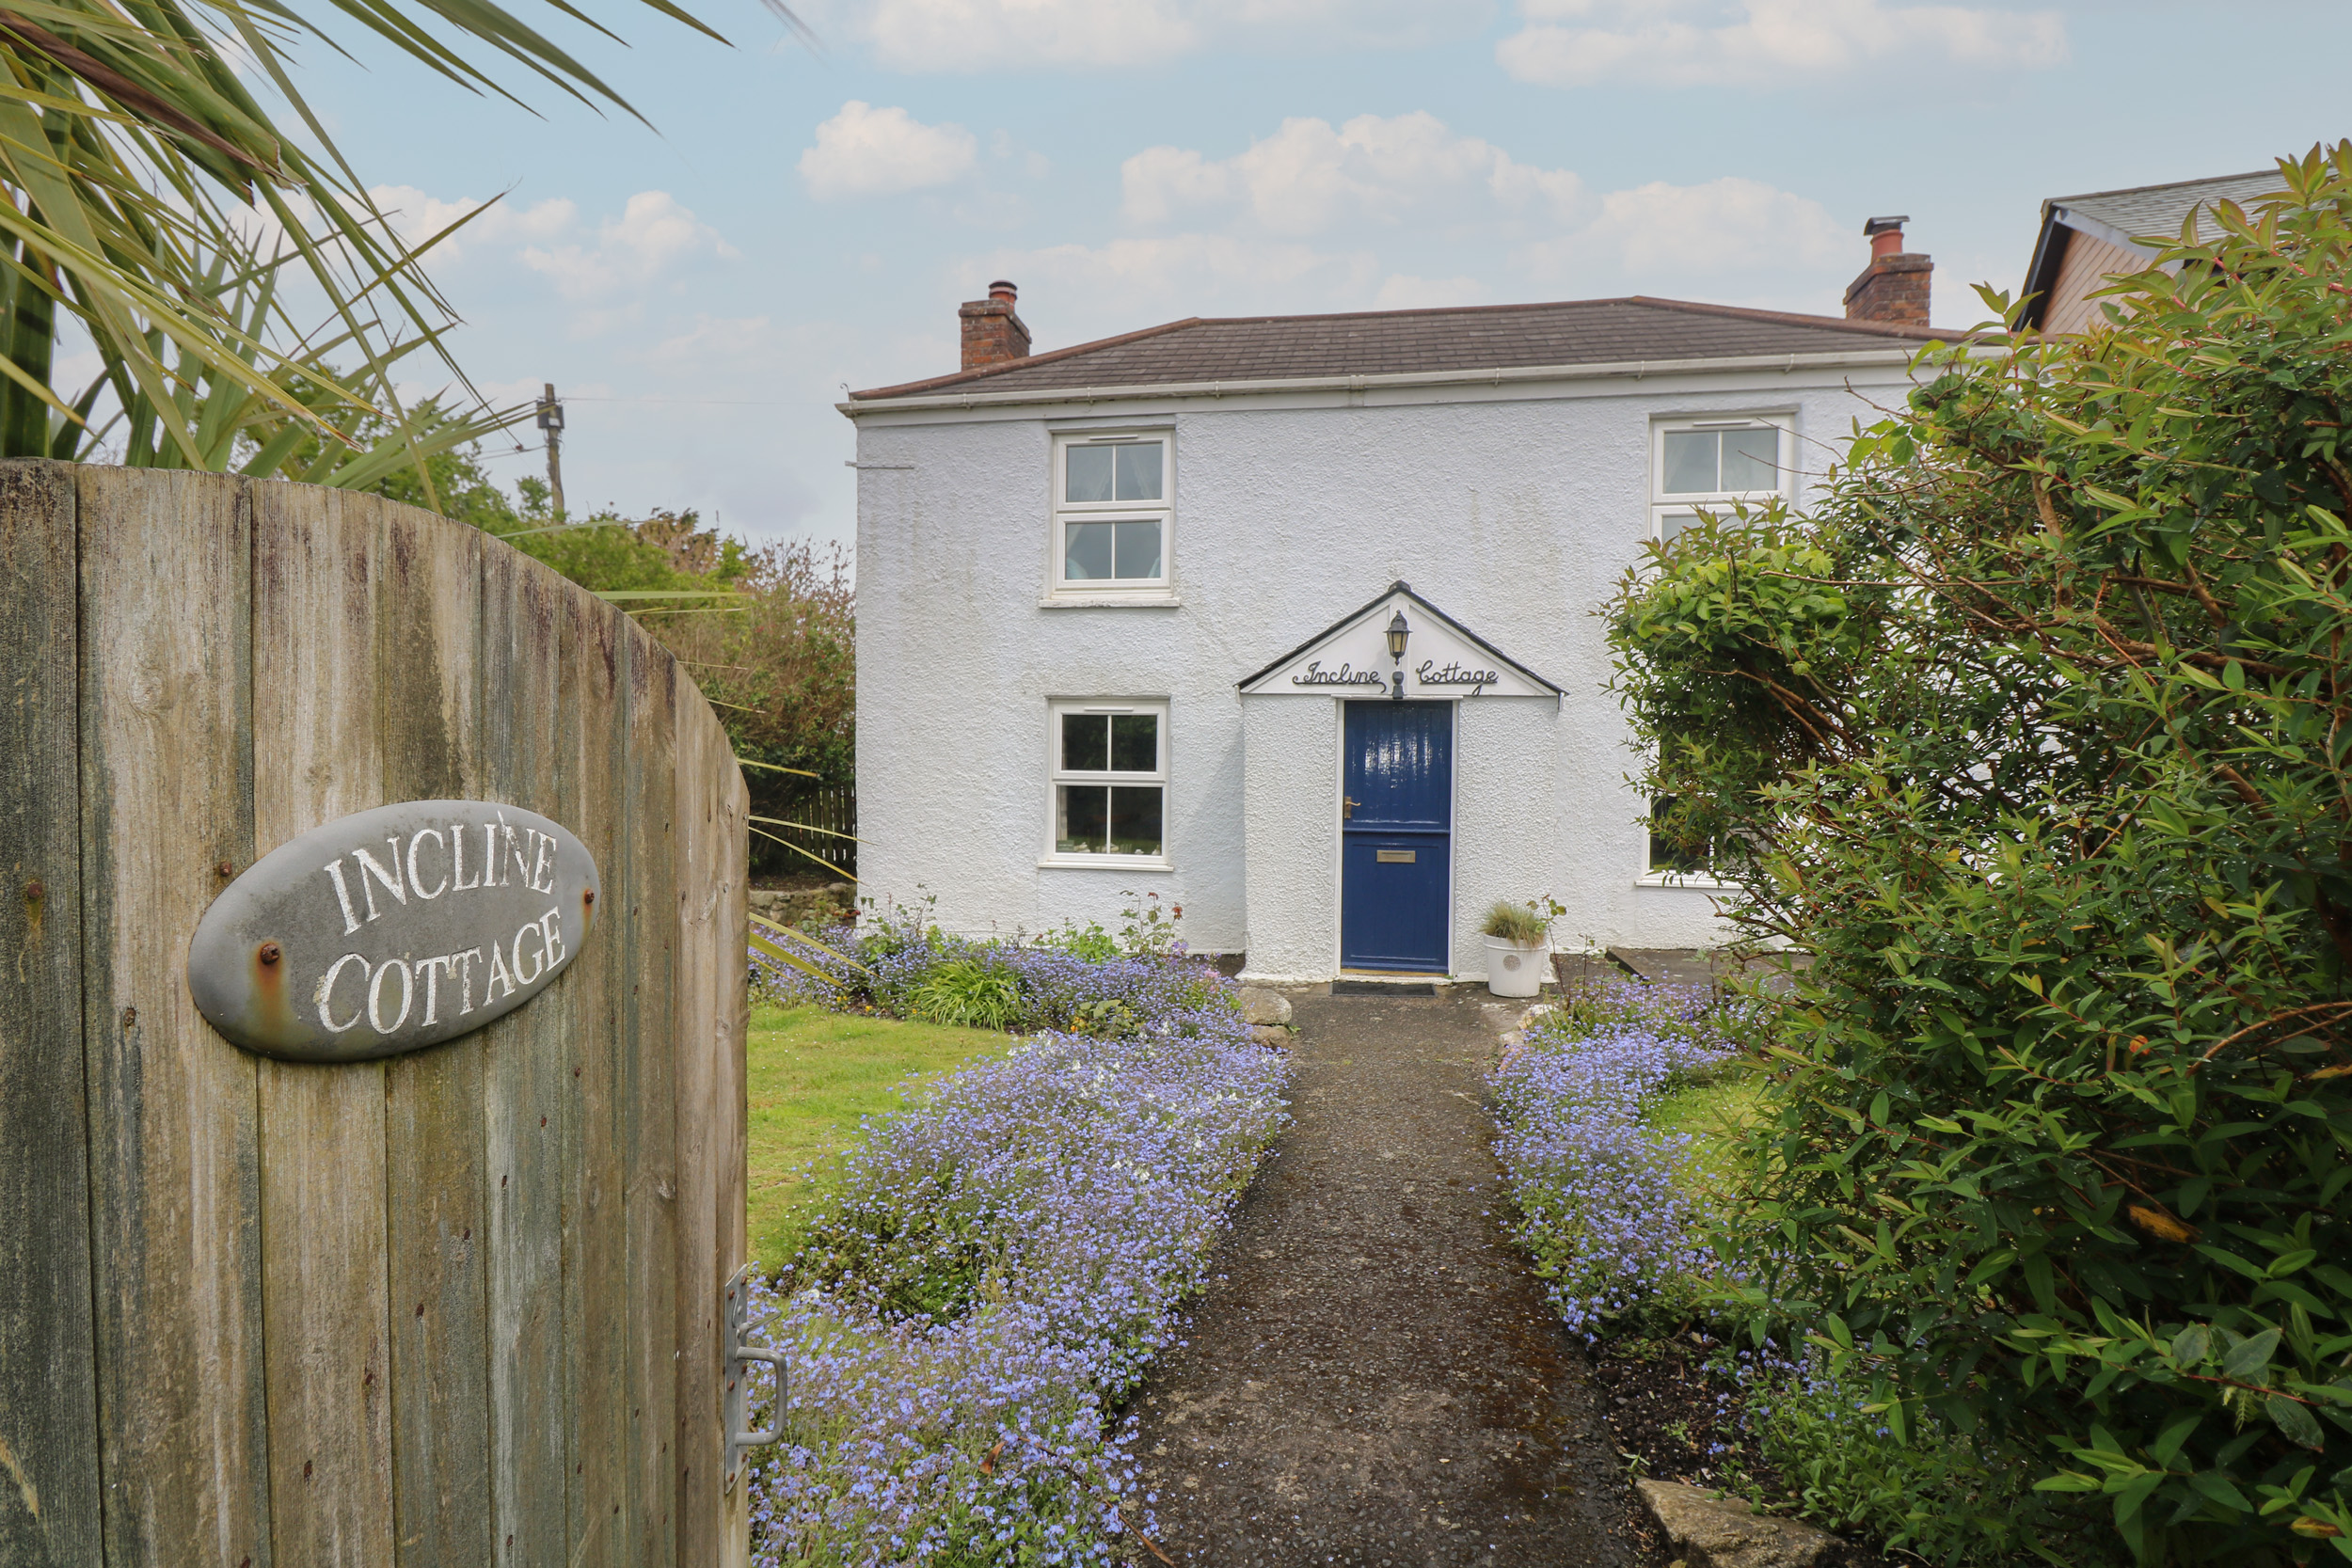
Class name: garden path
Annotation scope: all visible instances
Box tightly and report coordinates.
[1124,988,1638,1567]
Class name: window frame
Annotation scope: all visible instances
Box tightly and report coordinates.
[1047,431,1174,602]
[1648,412,1795,544]
[1041,698,1173,869]
[1636,792,1732,890]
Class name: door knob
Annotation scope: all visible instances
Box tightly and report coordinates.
[1343,796,1359,819]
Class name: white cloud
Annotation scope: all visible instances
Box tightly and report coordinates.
[809,0,1487,72]
[1122,113,1585,236]
[799,102,979,199]
[367,185,576,263]
[1374,274,1488,309]
[1498,0,2066,87]
[520,192,736,301]
[1524,175,1849,278]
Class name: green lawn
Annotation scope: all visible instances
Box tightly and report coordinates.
[1647,1071,1767,1196]
[746,1003,1020,1268]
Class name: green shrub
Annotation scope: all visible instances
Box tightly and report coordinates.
[1032,919,1120,963]
[1608,145,2352,1563]
[902,959,1025,1032]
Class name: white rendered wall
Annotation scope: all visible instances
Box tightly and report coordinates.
[851,363,1918,968]
[1239,697,1338,978]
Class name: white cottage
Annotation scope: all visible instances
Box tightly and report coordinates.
[842,225,1944,981]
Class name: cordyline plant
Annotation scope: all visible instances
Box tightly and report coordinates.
[0,0,786,477]
[1607,142,2352,1564]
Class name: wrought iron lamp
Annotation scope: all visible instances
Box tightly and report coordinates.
[1386,609,1410,700]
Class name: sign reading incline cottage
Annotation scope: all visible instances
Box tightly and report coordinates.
[188,799,601,1063]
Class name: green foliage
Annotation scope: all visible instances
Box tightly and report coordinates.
[901,958,1025,1032]
[1605,144,2352,1563]
[1032,919,1121,963]
[1482,899,1550,944]
[1740,1354,2052,1565]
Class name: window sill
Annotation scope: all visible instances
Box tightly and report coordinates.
[1038,854,1174,873]
[1636,872,1737,892]
[1040,592,1182,609]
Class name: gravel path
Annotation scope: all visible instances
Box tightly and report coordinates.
[1125,988,1638,1567]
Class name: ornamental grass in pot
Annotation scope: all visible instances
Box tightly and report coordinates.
[1480,899,1551,998]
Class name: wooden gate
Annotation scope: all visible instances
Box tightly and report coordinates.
[0,463,752,1566]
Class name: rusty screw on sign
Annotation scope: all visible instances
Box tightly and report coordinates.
[24,879,41,902]
[584,889,596,907]
[216,860,233,878]
[258,942,282,966]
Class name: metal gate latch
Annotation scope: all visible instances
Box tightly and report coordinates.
[722,1265,786,1494]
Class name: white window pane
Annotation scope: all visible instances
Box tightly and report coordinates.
[1661,430,1717,494]
[1659,512,1694,544]
[1114,443,1163,501]
[1721,427,1778,491]
[1067,445,1114,502]
[1112,520,1162,579]
[1065,522,1115,579]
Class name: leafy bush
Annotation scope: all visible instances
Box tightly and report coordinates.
[1732,1346,2047,1566]
[1607,146,2352,1563]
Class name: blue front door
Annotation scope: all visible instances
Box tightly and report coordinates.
[1341,701,1453,972]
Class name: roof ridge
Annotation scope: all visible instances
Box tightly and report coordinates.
[850,315,1206,402]
[847,293,1946,401]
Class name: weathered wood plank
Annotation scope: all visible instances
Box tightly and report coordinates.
[479,543,570,1568]
[76,465,271,1568]
[250,483,396,1568]
[0,461,100,1566]
[380,505,493,1567]
[561,585,628,1566]
[673,669,750,1568]
[623,623,680,1568]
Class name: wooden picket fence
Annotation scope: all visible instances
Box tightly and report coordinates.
[769,782,856,876]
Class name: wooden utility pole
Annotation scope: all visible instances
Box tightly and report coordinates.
[535,382,566,520]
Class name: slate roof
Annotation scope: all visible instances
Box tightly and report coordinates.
[2049,169,2283,248]
[848,295,1945,403]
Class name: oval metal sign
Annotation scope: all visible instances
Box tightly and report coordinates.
[188,800,600,1063]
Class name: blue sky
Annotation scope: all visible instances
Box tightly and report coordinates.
[283,0,2349,550]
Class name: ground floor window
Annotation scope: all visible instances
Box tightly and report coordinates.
[1050,701,1167,858]
[1645,795,1712,879]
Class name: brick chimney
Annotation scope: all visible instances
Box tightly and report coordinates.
[1844,216,1932,327]
[959,280,1030,372]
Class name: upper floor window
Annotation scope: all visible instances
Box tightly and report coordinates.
[1052,433,1170,596]
[1651,416,1791,543]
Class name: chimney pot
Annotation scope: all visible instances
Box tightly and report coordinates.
[959,280,1031,372]
[1846,217,1931,328]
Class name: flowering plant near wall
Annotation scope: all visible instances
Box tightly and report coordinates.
[741,915,1288,1565]
[1489,978,1740,1336]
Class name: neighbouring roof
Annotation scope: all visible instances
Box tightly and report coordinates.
[847,295,1946,404]
[2022,168,2286,328]
[2046,169,2283,251]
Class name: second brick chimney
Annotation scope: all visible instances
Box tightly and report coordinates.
[1844,216,1932,327]
[960,280,1031,372]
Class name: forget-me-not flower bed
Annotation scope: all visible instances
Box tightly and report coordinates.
[1488,977,1741,1337]
[743,917,1288,1565]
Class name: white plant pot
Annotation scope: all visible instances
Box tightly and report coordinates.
[1484,936,1549,998]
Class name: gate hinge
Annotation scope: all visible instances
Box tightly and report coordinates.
[722,1264,786,1494]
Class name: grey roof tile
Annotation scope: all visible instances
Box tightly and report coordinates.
[848,294,1946,402]
[2053,169,2284,247]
